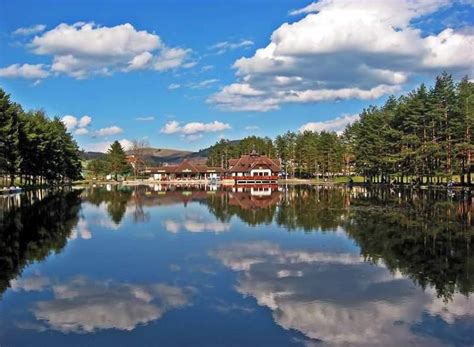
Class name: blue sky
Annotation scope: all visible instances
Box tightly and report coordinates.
[0,0,473,152]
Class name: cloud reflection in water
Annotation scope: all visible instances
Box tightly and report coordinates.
[13,276,193,333]
[211,241,474,346]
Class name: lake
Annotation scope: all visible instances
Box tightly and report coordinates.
[0,185,473,346]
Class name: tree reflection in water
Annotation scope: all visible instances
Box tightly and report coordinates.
[81,185,132,225]
[0,184,472,304]
[205,185,473,300]
[0,189,81,296]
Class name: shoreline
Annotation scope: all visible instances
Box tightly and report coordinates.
[71,179,474,190]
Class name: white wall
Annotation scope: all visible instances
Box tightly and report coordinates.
[250,169,271,176]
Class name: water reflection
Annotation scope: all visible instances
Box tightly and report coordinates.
[0,185,473,346]
[81,185,132,225]
[0,189,81,296]
[12,275,193,333]
[211,241,473,346]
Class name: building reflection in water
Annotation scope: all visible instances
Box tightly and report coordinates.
[0,184,472,345]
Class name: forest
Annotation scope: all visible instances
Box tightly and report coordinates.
[0,89,82,186]
[207,73,474,184]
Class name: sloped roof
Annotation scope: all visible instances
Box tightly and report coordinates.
[227,154,280,173]
[174,160,200,173]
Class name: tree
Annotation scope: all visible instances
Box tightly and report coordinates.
[0,90,21,185]
[454,76,474,184]
[130,139,150,176]
[106,141,131,180]
[87,159,108,178]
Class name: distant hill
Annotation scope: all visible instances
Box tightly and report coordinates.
[81,151,106,160]
[81,146,207,165]
[132,147,198,165]
[81,141,243,165]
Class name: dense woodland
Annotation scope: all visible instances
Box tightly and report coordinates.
[0,89,82,186]
[207,73,474,184]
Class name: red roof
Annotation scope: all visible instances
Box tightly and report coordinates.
[227,153,280,173]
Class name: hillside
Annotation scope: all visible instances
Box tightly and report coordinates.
[81,146,206,165]
[81,140,243,165]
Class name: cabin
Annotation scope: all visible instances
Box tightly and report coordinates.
[226,150,281,184]
[145,160,224,181]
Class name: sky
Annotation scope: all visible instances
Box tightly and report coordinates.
[0,0,473,152]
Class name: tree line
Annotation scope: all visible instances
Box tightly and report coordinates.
[206,73,474,183]
[0,88,82,186]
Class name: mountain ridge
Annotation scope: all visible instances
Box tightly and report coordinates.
[81,145,215,165]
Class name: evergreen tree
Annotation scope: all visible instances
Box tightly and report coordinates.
[106,141,131,180]
[454,76,474,184]
[0,90,21,185]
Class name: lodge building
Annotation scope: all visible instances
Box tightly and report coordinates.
[142,151,281,184]
[227,150,280,184]
[144,161,224,181]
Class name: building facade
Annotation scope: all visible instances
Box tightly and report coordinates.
[142,151,281,184]
[145,160,224,181]
[226,150,281,184]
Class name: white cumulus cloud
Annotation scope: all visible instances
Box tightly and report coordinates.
[95,126,124,137]
[209,0,474,111]
[82,139,133,153]
[2,22,193,79]
[12,24,46,36]
[300,114,359,134]
[161,120,231,135]
[61,115,92,135]
[0,63,49,79]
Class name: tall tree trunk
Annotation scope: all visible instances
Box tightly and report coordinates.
[467,125,472,186]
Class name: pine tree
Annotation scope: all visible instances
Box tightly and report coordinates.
[455,76,474,184]
[106,141,131,180]
[0,90,21,185]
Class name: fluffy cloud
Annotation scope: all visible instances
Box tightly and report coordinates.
[299,114,359,134]
[3,22,193,79]
[168,83,181,90]
[161,120,231,138]
[0,63,49,79]
[210,39,254,54]
[209,0,474,111]
[95,125,124,137]
[153,47,191,71]
[211,241,474,346]
[17,276,193,333]
[12,24,46,36]
[82,139,133,152]
[61,115,92,135]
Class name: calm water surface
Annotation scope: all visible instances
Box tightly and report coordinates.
[0,185,473,346]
